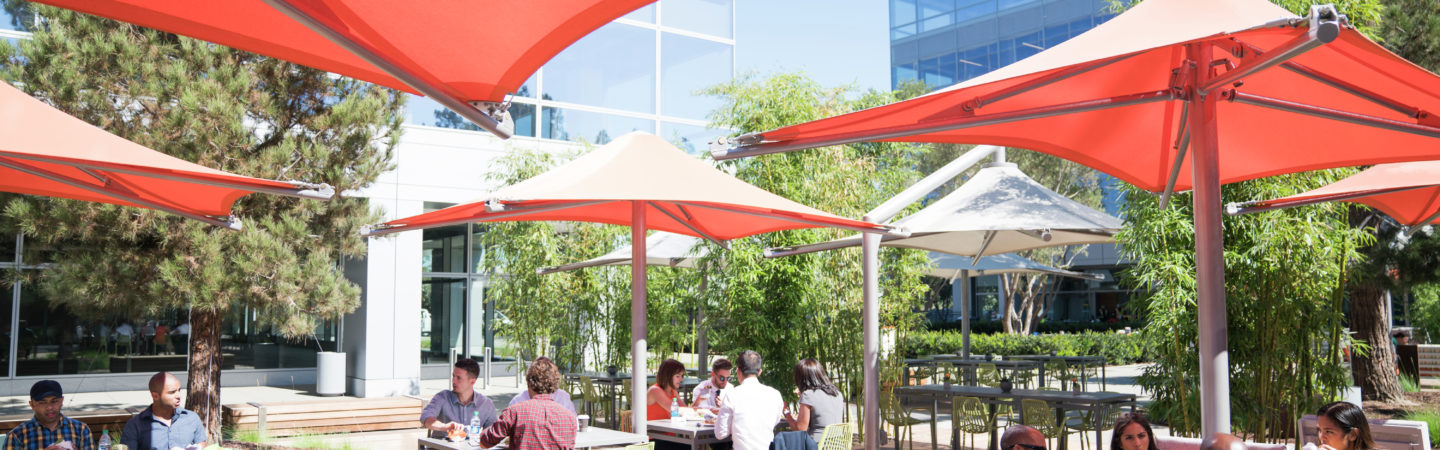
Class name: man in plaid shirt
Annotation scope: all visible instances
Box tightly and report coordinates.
[5,380,93,450]
[477,357,577,450]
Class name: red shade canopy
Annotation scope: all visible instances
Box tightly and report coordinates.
[1232,161,1440,226]
[363,132,891,239]
[35,0,656,137]
[0,81,330,229]
[716,0,1440,193]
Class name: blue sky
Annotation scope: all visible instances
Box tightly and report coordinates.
[734,0,892,94]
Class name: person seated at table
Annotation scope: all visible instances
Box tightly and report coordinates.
[1306,401,1374,450]
[510,357,577,415]
[477,357,577,450]
[783,358,843,442]
[422,358,498,439]
[121,372,207,450]
[1001,425,1047,450]
[648,358,687,420]
[1110,412,1157,450]
[715,350,784,450]
[692,358,733,412]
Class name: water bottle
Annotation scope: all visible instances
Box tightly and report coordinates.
[468,411,483,447]
[98,429,111,450]
[670,397,681,422]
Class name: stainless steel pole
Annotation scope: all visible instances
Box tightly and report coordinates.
[861,220,881,450]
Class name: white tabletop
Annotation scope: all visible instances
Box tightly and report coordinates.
[419,426,650,450]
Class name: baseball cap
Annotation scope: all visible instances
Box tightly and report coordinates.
[30,380,62,401]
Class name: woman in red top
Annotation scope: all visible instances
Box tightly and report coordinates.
[647,358,686,420]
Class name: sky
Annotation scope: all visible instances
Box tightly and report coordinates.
[734,0,892,94]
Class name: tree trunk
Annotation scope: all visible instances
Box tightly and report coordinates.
[1348,282,1405,402]
[186,308,225,444]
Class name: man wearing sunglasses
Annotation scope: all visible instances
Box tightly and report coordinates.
[1001,425,1047,450]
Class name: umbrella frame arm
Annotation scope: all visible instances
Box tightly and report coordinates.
[669,201,908,238]
[259,0,513,140]
[1197,5,1341,96]
[0,151,335,200]
[0,155,242,230]
[1225,185,1434,215]
[647,201,729,248]
[712,89,1175,160]
[1230,91,1440,140]
[361,200,613,236]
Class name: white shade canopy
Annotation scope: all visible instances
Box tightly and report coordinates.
[925,251,1101,281]
[537,231,708,274]
[768,163,1122,258]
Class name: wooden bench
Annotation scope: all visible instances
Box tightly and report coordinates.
[0,408,139,442]
[222,397,422,438]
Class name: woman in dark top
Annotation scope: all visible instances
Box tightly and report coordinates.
[784,358,845,442]
[1110,412,1159,450]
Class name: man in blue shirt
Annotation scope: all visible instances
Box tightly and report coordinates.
[121,372,206,450]
[421,359,497,439]
[4,380,93,450]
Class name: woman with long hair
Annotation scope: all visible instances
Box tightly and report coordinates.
[784,358,845,442]
[1314,401,1375,450]
[1110,412,1158,450]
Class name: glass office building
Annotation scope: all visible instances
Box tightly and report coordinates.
[0,0,735,395]
[889,0,1136,324]
[890,0,1116,90]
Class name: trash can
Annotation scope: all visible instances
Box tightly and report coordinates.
[317,351,346,396]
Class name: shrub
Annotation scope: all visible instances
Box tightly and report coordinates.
[1402,409,1440,448]
[899,330,1150,365]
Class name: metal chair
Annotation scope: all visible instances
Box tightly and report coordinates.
[1045,359,1072,389]
[936,362,957,385]
[624,442,655,450]
[817,422,854,450]
[1021,398,1065,449]
[579,377,612,425]
[1066,402,1123,450]
[952,396,993,450]
[1011,366,1038,389]
[977,363,1001,387]
[880,391,928,450]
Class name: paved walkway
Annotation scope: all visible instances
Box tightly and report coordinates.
[0,364,1166,449]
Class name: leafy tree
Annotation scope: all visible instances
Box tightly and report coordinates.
[0,6,401,441]
[1120,171,1368,440]
[698,72,932,409]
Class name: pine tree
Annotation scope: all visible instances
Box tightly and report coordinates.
[0,6,402,441]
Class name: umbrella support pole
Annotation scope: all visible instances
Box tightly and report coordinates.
[960,269,971,358]
[631,201,649,436]
[1188,43,1232,438]
[861,221,881,450]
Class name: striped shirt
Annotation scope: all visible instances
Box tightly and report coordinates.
[4,416,94,450]
[478,393,577,450]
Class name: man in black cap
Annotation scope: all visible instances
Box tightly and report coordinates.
[3,380,94,449]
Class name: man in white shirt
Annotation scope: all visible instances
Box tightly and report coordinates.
[715,351,783,450]
[691,358,733,412]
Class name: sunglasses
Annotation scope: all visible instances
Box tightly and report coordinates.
[1011,444,1046,450]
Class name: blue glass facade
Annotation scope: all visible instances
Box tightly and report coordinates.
[407,0,735,153]
[890,0,1116,90]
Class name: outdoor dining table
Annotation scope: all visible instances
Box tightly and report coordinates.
[893,384,1136,450]
[1008,355,1108,390]
[647,419,726,450]
[417,425,650,449]
[565,372,702,426]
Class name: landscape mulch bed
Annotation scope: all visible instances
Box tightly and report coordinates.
[1364,390,1440,419]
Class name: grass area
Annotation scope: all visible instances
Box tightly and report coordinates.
[1401,373,1422,393]
[1402,408,1440,447]
[287,433,359,450]
[224,425,265,444]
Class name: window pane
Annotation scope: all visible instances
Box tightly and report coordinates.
[543,23,656,114]
[423,225,468,274]
[515,73,538,99]
[511,102,537,138]
[17,288,189,375]
[660,0,732,38]
[660,122,729,156]
[16,286,80,376]
[0,4,37,32]
[467,279,490,359]
[224,308,321,369]
[892,0,917,27]
[918,0,953,19]
[661,34,732,120]
[0,232,14,263]
[542,107,655,145]
[422,277,466,365]
[624,4,656,23]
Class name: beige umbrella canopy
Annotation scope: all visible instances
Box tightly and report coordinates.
[364,132,896,434]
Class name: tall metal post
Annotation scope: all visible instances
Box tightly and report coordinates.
[1188,42,1231,437]
[861,220,881,450]
[959,270,971,358]
[631,201,649,436]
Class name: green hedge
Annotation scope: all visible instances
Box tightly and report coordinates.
[927,320,1145,335]
[900,330,1150,365]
